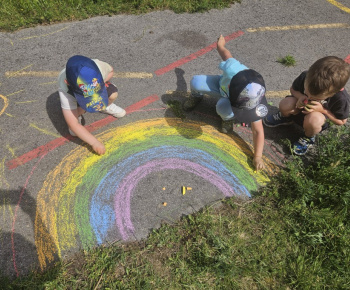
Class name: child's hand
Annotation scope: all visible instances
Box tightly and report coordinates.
[302,100,325,114]
[253,156,265,172]
[217,34,226,49]
[296,96,308,109]
[92,140,106,155]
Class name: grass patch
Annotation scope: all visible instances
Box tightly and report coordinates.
[277,55,296,67]
[0,0,241,31]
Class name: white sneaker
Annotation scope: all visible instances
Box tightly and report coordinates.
[101,103,126,118]
[69,115,82,137]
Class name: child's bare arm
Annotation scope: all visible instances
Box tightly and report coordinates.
[290,87,308,108]
[217,35,233,61]
[303,101,348,125]
[62,108,106,155]
[251,120,265,171]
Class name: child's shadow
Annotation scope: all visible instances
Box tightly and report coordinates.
[0,188,59,281]
[162,68,203,139]
[46,91,72,137]
[162,68,254,167]
[46,92,97,153]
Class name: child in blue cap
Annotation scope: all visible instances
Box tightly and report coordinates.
[58,55,126,155]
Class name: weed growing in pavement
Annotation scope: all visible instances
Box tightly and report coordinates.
[277,55,296,67]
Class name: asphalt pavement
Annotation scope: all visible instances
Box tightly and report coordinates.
[1,0,350,278]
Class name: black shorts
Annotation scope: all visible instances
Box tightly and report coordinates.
[105,82,118,96]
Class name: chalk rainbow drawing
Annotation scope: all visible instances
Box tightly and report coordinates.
[35,117,275,270]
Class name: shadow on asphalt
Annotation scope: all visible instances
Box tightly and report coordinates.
[0,188,59,283]
[45,91,107,155]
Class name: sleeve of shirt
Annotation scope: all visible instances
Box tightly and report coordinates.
[57,68,69,93]
[292,71,307,93]
[59,90,78,110]
[219,58,248,78]
[93,59,113,81]
[327,90,350,120]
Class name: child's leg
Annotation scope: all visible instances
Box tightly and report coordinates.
[216,97,235,133]
[279,96,300,116]
[184,75,222,111]
[108,92,118,105]
[263,96,298,127]
[216,97,234,120]
[303,112,326,137]
[292,112,326,155]
[105,82,119,105]
[77,106,86,117]
[102,83,126,118]
[190,75,222,97]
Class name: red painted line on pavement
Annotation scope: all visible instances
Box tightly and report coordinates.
[6,95,159,170]
[154,30,244,76]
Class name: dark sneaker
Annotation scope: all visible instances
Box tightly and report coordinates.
[183,95,202,111]
[293,136,315,155]
[263,111,293,127]
[220,119,234,134]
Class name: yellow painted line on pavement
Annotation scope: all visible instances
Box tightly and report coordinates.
[5,71,153,79]
[327,0,350,13]
[15,100,38,104]
[30,123,60,138]
[0,157,10,189]
[247,23,350,32]
[18,26,70,40]
[0,95,9,117]
[6,145,16,158]
[7,204,14,218]
[114,72,153,78]
[167,90,289,98]
[6,64,34,78]
[265,90,290,98]
[5,71,59,78]
[39,81,57,86]
[5,90,25,97]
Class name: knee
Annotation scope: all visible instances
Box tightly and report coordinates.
[279,97,297,111]
[190,75,204,91]
[303,112,325,129]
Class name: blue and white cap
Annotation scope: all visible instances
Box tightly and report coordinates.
[66,55,108,113]
[229,69,268,123]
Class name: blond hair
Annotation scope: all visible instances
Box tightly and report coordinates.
[305,56,350,96]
